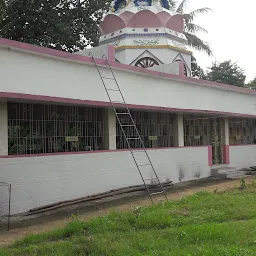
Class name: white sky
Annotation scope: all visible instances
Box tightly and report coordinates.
[186,0,254,82]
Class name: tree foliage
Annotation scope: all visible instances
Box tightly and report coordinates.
[0,0,6,19]
[0,0,111,52]
[206,60,246,87]
[174,0,212,55]
[191,55,206,79]
[246,77,256,90]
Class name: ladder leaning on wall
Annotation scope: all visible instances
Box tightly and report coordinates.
[89,53,168,204]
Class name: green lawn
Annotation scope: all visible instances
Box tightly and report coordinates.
[1,180,256,256]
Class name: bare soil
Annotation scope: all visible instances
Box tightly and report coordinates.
[0,176,254,247]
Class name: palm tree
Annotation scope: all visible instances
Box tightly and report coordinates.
[173,0,213,56]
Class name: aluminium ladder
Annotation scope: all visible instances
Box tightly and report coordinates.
[89,53,168,204]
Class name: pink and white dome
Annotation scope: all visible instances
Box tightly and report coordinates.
[99,2,184,35]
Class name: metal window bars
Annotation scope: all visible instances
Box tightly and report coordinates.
[116,111,175,149]
[229,118,256,145]
[0,182,11,231]
[89,53,168,204]
[8,103,104,155]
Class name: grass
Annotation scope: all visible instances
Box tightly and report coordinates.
[1,181,256,256]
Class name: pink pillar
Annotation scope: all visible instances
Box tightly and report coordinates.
[179,62,185,76]
[107,45,115,62]
[208,145,213,166]
[223,118,230,164]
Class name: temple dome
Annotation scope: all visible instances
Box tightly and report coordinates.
[100,2,184,35]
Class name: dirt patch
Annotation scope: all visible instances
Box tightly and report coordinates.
[0,176,254,247]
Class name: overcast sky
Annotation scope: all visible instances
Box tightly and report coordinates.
[186,0,254,82]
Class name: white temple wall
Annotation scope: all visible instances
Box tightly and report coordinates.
[229,145,256,169]
[0,47,255,116]
[0,146,210,215]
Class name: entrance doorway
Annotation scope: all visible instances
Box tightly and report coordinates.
[183,115,225,165]
[210,118,225,165]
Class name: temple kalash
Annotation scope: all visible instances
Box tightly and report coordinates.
[0,0,256,217]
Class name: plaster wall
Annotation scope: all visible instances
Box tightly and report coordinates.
[115,48,191,66]
[0,48,256,116]
[229,145,256,169]
[0,146,210,215]
[148,62,180,75]
[75,45,109,59]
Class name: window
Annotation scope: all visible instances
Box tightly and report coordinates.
[116,110,175,149]
[135,57,159,68]
[229,118,256,145]
[8,103,104,155]
[184,115,212,146]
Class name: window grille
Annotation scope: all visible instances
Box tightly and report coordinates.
[184,115,225,165]
[229,118,256,145]
[8,103,104,155]
[116,110,175,149]
[184,115,212,146]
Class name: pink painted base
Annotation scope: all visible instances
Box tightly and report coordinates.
[208,145,213,166]
[223,145,230,164]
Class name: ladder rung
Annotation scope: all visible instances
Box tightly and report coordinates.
[102,77,114,80]
[112,101,125,104]
[150,191,164,196]
[107,88,120,92]
[121,124,135,127]
[116,112,130,115]
[131,150,144,153]
[138,164,151,167]
[127,137,140,140]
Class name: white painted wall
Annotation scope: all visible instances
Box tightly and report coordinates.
[115,48,191,67]
[0,47,256,116]
[0,147,210,215]
[148,62,180,75]
[75,45,108,59]
[229,145,256,169]
[104,108,116,150]
[0,101,8,156]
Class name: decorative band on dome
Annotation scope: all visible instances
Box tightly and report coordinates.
[111,0,171,12]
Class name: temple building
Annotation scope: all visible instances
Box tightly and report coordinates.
[0,0,256,216]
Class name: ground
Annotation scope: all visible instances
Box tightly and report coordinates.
[0,176,255,255]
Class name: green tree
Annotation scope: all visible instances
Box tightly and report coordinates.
[191,55,206,79]
[206,60,246,87]
[0,0,111,52]
[0,0,6,19]
[174,0,212,55]
[246,77,256,90]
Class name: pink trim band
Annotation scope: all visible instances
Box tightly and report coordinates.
[229,144,256,147]
[1,38,256,96]
[1,92,256,118]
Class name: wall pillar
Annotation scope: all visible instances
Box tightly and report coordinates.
[104,108,116,150]
[0,101,8,155]
[223,117,230,164]
[174,113,184,147]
